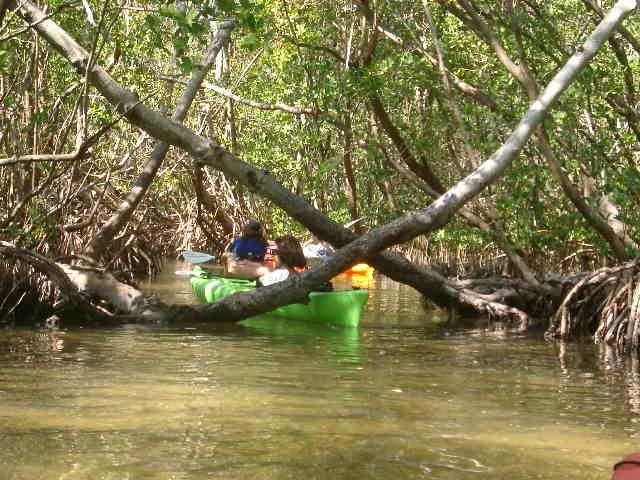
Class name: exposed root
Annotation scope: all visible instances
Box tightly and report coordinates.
[0,241,111,323]
[0,241,185,325]
[451,286,530,331]
[546,258,640,346]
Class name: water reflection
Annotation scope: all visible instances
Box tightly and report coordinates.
[0,329,66,363]
[1,267,639,478]
[240,317,363,365]
[594,343,640,417]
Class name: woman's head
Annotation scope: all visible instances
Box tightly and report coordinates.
[275,235,307,270]
[242,219,264,238]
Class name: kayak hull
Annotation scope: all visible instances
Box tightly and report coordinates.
[190,273,368,327]
[613,452,640,480]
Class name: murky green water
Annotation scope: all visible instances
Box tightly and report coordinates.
[0,263,638,479]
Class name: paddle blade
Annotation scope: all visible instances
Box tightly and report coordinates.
[175,270,199,276]
[344,216,366,229]
[181,251,216,263]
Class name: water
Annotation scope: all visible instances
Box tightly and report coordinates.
[0,263,638,479]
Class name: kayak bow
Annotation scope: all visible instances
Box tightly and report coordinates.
[189,269,368,327]
[343,263,374,276]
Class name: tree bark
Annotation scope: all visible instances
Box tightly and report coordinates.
[83,20,236,260]
[0,241,109,320]
[581,0,640,55]
[342,113,360,225]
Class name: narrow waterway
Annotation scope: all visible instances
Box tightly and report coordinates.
[0,262,638,479]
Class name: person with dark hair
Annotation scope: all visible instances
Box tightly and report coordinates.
[274,235,308,269]
[258,235,306,286]
[227,220,268,261]
[259,235,332,291]
[223,220,271,279]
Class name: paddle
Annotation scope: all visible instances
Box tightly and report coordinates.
[181,250,216,264]
[175,270,202,276]
[344,217,366,229]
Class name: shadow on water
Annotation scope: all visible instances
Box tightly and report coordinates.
[3,261,640,478]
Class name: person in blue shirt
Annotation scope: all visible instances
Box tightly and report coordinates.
[227,220,268,261]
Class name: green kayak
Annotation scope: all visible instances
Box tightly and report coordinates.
[190,269,368,327]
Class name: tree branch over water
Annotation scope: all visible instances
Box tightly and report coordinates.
[7,0,637,324]
[8,0,468,312]
[83,19,237,260]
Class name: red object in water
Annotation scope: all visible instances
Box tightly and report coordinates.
[612,452,640,479]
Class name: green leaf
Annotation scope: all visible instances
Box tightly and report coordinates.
[218,0,235,13]
[240,33,259,51]
[178,56,196,74]
[0,50,8,72]
[159,5,180,20]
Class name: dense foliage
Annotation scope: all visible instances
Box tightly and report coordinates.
[1,0,638,276]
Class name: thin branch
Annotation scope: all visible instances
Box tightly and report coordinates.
[60,167,112,232]
[373,20,497,110]
[0,1,77,41]
[281,35,351,65]
[0,90,150,166]
[0,150,85,166]
[119,5,156,12]
[581,0,640,55]
[159,74,322,116]
[0,168,67,229]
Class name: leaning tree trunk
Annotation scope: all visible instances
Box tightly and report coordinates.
[440,0,636,261]
[84,21,236,260]
[10,0,637,324]
[10,0,477,310]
